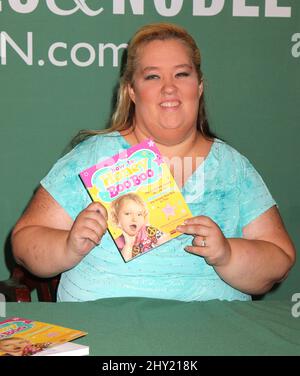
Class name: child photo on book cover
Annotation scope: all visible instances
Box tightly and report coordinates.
[110,192,169,261]
[0,337,51,356]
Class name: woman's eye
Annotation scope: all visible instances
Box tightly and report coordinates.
[176,72,190,78]
[145,74,159,80]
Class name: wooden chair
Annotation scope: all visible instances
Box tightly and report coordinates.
[0,265,60,302]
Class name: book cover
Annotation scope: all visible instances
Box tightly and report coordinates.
[0,317,87,356]
[79,139,192,262]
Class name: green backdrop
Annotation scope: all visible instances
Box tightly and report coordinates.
[0,0,299,300]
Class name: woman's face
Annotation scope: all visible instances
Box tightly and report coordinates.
[128,39,203,145]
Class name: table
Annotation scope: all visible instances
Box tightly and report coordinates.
[3,298,300,356]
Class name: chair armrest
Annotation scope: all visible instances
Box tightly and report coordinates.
[0,266,60,302]
[0,277,31,302]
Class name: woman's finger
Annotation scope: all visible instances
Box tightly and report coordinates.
[80,227,103,246]
[86,202,108,220]
[184,245,211,256]
[79,217,107,237]
[192,235,209,247]
[183,216,214,226]
[79,211,108,230]
[176,224,210,237]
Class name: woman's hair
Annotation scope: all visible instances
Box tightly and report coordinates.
[110,193,148,226]
[74,22,216,144]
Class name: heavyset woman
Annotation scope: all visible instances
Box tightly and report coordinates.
[11,23,295,302]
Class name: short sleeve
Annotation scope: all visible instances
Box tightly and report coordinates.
[239,156,276,229]
[40,142,95,220]
[40,133,129,220]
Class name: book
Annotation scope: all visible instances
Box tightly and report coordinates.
[79,138,192,262]
[33,342,89,356]
[0,317,87,356]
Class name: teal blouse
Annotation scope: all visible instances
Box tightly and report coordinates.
[41,132,276,302]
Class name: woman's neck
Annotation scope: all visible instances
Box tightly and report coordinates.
[127,126,207,160]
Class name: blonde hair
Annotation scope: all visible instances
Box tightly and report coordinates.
[0,337,28,343]
[110,193,148,226]
[73,23,215,144]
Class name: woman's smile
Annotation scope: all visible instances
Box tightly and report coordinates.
[159,99,181,110]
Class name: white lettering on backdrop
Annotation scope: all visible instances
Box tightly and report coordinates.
[5,0,103,15]
[0,31,128,67]
[0,0,293,17]
[291,293,300,318]
[291,33,300,58]
[0,1,296,67]
[0,31,33,65]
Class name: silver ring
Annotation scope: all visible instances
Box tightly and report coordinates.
[200,239,206,247]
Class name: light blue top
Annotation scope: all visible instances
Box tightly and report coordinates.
[41,132,276,302]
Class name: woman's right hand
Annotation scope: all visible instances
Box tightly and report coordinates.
[65,202,108,259]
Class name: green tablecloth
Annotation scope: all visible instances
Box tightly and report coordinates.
[3,298,300,356]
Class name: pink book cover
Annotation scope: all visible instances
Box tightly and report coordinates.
[79,139,192,262]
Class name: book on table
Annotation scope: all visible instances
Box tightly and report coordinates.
[79,138,192,262]
[0,317,88,356]
[33,341,89,356]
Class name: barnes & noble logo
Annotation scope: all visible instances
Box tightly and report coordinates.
[0,31,128,67]
[0,0,293,17]
[0,1,297,67]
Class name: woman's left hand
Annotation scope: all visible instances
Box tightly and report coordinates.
[177,216,232,267]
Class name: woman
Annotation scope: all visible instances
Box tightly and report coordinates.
[11,23,295,302]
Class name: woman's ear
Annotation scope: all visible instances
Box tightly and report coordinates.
[127,83,136,103]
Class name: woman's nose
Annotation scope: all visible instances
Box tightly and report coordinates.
[161,77,177,94]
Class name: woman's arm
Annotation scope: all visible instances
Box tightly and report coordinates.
[177,206,296,295]
[217,206,296,294]
[12,186,107,277]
